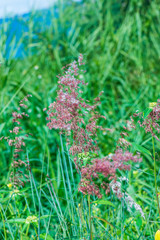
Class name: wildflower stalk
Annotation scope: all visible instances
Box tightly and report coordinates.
[2,94,32,188]
[46,54,142,198]
[88,195,93,240]
[152,136,160,218]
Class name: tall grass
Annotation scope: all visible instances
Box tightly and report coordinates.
[0,0,160,239]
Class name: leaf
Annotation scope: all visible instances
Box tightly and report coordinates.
[92,216,114,228]
[127,185,136,196]
[18,235,30,240]
[6,218,26,224]
[132,143,151,156]
[92,200,115,207]
[40,215,50,220]
[136,194,156,209]
[0,123,5,133]
[5,216,49,224]
[40,234,54,240]
[136,217,142,228]
[143,108,152,119]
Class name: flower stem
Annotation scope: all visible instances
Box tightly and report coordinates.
[88,195,93,240]
[26,223,30,236]
[152,136,160,218]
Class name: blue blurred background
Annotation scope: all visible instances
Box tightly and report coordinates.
[0,0,58,58]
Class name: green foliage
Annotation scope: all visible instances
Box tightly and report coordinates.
[0,0,160,239]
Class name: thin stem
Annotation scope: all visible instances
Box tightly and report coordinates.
[88,195,93,240]
[0,207,7,240]
[26,223,30,236]
[152,136,160,218]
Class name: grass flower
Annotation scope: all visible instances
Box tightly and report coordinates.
[46,55,141,198]
[133,99,160,140]
[46,54,105,159]
[1,95,32,188]
[79,149,141,198]
[110,178,145,219]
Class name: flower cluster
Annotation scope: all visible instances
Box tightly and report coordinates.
[1,95,32,188]
[134,100,160,141]
[46,55,141,198]
[45,54,105,160]
[79,149,141,198]
[116,101,160,150]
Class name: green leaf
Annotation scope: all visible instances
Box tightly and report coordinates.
[143,108,152,119]
[40,234,54,240]
[92,200,115,207]
[132,143,151,156]
[0,123,5,133]
[6,218,26,224]
[18,235,30,240]
[136,217,142,228]
[92,216,114,228]
[40,215,50,220]
[136,194,156,208]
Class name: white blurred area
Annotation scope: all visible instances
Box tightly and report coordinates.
[0,0,56,18]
